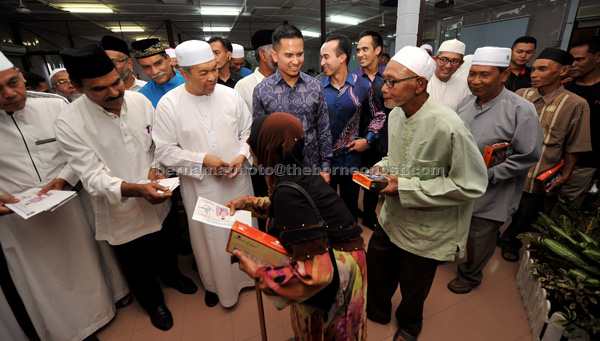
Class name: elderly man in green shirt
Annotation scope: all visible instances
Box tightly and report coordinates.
[366,46,488,341]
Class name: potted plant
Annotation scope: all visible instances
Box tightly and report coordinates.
[519,203,600,340]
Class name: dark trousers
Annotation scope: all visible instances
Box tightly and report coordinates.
[498,192,546,251]
[366,225,438,337]
[112,227,178,312]
[361,149,384,223]
[458,217,504,285]
[330,174,359,220]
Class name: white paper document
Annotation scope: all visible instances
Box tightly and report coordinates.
[156,177,180,193]
[6,189,77,220]
[192,196,251,229]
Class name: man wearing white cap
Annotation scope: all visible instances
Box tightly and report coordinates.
[419,43,433,56]
[0,51,129,340]
[448,47,544,294]
[153,40,255,308]
[49,67,82,102]
[366,46,487,340]
[165,47,181,71]
[231,43,253,77]
[427,38,471,112]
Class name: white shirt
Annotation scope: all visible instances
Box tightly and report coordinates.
[55,91,169,245]
[234,67,266,111]
[129,77,147,92]
[427,74,471,112]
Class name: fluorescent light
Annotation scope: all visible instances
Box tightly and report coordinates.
[201,7,241,16]
[202,27,231,32]
[50,4,113,13]
[329,15,361,25]
[110,27,145,33]
[301,31,320,38]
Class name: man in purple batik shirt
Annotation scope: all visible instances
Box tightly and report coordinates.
[253,25,333,182]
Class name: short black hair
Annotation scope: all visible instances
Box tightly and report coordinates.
[571,36,600,55]
[22,71,47,90]
[325,33,352,66]
[381,53,390,59]
[358,30,383,52]
[272,24,303,48]
[512,36,537,49]
[208,36,233,53]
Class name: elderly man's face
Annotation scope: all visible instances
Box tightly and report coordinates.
[78,69,125,112]
[0,68,27,112]
[531,59,569,89]
[138,54,173,84]
[181,60,219,96]
[381,60,419,109]
[52,70,81,100]
[105,50,132,78]
[570,45,599,79]
[468,65,509,103]
[434,51,463,81]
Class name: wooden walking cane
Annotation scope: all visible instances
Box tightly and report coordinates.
[255,285,267,341]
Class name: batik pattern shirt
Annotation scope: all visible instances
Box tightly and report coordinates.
[253,71,332,171]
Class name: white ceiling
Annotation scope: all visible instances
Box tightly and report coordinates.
[0,0,530,50]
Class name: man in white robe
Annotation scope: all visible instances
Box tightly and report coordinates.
[0,52,127,341]
[54,43,197,331]
[153,40,255,308]
[427,39,471,112]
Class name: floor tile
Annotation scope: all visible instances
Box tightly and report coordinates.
[366,319,394,341]
[96,302,140,340]
[181,307,234,341]
[419,317,452,341]
[428,300,507,341]
[102,332,132,341]
[130,321,183,341]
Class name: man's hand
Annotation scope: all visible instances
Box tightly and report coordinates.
[0,195,19,216]
[379,174,399,197]
[368,165,383,176]
[227,154,246,179]
[139,182,172,204]
[38,178,67,195]
[204,155,230,178]
[148,168,167,182]
[320,172,330,184]
[546,176,569,193]
[348,138,369,152]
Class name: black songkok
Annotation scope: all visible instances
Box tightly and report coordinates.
[131,38,165,59]
[60,43,115,79]
[536,47,574,66]
[100,35,130,57]
[251,30,275,50]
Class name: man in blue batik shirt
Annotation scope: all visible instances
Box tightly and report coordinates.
[253,24,333,182]
[321,33,385,219]
[131,38,186,108]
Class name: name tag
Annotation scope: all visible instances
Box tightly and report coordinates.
[35,138,57,145]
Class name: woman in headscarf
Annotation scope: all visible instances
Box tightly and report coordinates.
[226,112,367,340]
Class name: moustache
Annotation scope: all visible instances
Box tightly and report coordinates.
[106,92,124,102]
[152,72,167,80]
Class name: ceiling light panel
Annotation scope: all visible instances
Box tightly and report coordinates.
[329,15,361,25]
[200,7,241,16]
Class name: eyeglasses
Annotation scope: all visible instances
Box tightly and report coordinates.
[111,58,129,64]
[437,57,462,66]
[53,79,72,86]
[383,76,418,88]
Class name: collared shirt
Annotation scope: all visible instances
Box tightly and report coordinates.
[218,70,243,89]
[564,79,600,168]
[234,67,266,111]
[129,77,147,92]
[427,75,471,112]
[25,90,69,104]
[375,98,488,261]
[1,97,77,196]
[321,72,385,168]
[239,67,253,78]
[55,91,170,245]
[518,86,592,193]
[504,66,532,92]
[458,88,543,222]
[253,70,332,171]
[138,70,186,107]
[154,84,252,181]
[353,65,389,156]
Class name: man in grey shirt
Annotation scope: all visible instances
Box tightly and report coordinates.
[448,47,543,294]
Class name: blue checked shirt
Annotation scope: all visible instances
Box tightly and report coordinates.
[253,70,333,171]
